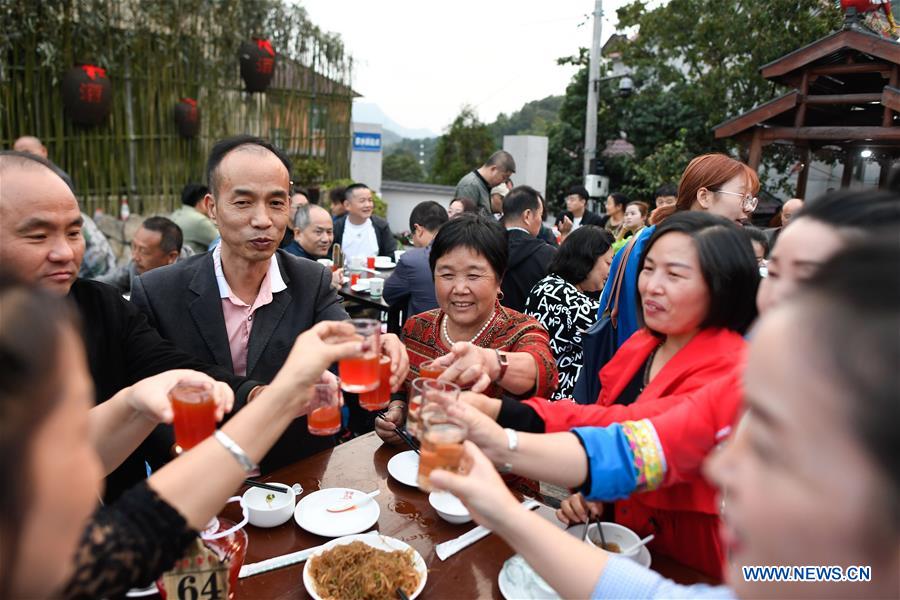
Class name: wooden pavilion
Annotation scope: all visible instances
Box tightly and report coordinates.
[714,18,900,198]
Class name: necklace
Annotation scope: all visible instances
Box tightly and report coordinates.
[442,309,496,345]
[642,346,661,389]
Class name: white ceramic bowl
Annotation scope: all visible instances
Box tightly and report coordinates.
[242,483,297,528]
[428,491,472,524]
[374,258,394,269]
[585,521,642,557]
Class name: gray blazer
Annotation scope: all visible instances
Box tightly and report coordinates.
[131,249,349,471]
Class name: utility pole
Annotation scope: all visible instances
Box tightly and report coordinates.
[583,0,603,179]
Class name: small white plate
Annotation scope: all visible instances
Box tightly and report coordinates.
[350,281,370,293]
[294,488,381,537]
[375,262,396,270]
[387,450,420,488]
[498,554,560,599]
[303,533,427,600]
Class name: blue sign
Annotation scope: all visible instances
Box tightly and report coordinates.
[353,132,382,152]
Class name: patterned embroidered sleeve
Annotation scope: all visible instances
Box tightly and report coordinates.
[63,482,197,600]
[571,420,666,501]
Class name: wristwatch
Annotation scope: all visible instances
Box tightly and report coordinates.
[493,349,509,383]
[497,428,518,474]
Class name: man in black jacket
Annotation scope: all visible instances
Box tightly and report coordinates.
[332,183,396,258]
[556,184,606,241]
[500,186,557,312]
[0,150,258,501]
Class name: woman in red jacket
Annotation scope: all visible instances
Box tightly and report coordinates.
[467,212,759,578]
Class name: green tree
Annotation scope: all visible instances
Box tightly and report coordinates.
[430,105,495,186]
[382,150,425,182]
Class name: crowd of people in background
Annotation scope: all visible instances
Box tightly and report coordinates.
[1,130,898,600]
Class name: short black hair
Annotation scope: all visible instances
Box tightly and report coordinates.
[180,183,208,207]
[329,186,346,205]
[291,183,309,198]
[654,184,677,199]
[566,185,590,201]
[205,135,291,197]
[608,192,629,208]
[637,211,759,335]
[141,216,183,254]
[743,226,769,256]
[429,214,508,280]
[502,185,540,220]
[409,200,449,233]
[344,182,369,202]
[796,189,900,232]
[549,225,614,285]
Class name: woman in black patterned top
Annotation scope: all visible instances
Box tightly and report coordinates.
[525,226,615,400]
[0,275,363,599]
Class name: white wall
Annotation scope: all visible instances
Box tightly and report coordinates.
[503,135,548,195]
[380,180,456,235]
[350,122,383,192]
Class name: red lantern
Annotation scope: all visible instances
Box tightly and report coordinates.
[62,64,112,126]
[174,97,201,138]
[239,38,276,93]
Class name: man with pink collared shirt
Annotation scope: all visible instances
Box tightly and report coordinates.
[132,135,409,472]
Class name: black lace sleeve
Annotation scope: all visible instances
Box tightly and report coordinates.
[64,481,197,600]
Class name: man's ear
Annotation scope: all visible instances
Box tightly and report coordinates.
[205,194,217,222]
[167,251,180,265]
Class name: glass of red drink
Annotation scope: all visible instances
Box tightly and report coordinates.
[308,379,342,436]
[417,405,468,491]
[339,319,381,393]
[170,381,217,452]
[407,378,459,438]
[359,355,392,410]
[350,272,360,286]
[366,256,376,270]
[419,359,447,380]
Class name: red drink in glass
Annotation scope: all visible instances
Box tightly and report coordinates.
[367,256,376,269]
[339,319,381,392]
[419,359,446,380]
[350,272,360,286]
[170,381,216,452]
[308,405,341,435]
[359,355,392,410]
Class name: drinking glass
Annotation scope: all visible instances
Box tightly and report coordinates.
[170,381,217,452]
[368,277,384,298]
[407,378,459,438]
[417,406,468,491]
[418,359,446,380]
[359,355,392,410]
[339,319,381,393]
[308,378,342,436]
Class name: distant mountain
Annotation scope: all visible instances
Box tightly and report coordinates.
[352,101,439,140]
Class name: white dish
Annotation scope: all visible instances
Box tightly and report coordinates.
[387,450,420,488]
[242,482,297,528]
[303,533,427,600]
[498,554,560,600]
[374,259,396,269]
[428,491,471,524]
[350,281,370,293]
[125,583,159,598]
[294,488,381,537]
[585,522,652,568]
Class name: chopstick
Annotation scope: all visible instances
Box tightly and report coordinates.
[396,588,411,600]
[375,411,420,454]
[243,479,289,493]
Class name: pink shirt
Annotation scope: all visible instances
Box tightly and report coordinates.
[213,244,287,376]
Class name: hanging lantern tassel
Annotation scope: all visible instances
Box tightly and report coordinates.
[62,64,112,126]
[174,97,201,137]
[239,38,276,93]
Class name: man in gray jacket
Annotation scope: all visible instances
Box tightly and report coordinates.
[454,150,516,216]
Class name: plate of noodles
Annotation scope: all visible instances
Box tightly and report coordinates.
[303,532,427,600]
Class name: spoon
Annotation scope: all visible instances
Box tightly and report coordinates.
[620,534,654,556]
[327,489,381,513]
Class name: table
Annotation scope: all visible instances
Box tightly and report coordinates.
[337,267,405,333]
[227,433,713,599]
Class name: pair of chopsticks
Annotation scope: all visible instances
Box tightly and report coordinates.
[375,410,419,454]
[244,479,289,493]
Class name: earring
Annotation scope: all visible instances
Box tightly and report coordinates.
[497,290,505,301]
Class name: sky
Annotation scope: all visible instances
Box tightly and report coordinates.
[301,0,633,136]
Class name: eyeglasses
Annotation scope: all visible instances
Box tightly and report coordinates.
[711,188,758,212]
